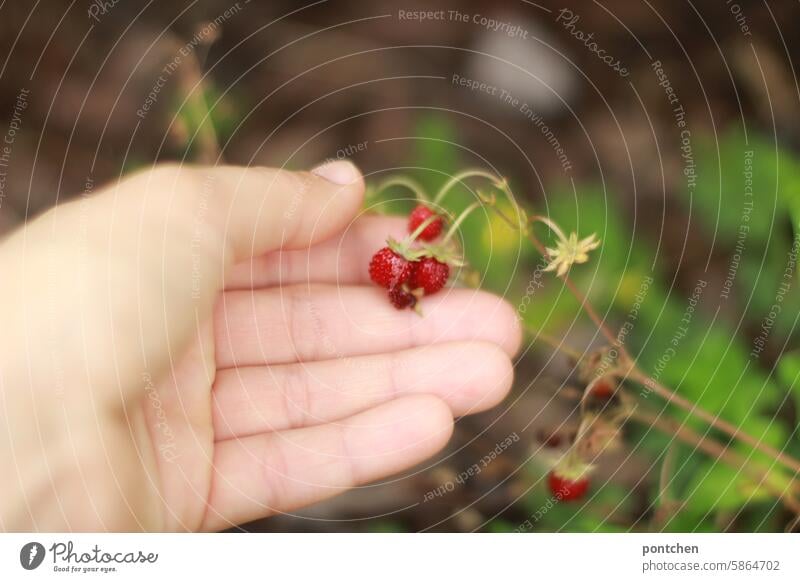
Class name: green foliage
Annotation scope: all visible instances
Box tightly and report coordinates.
[777,350,800,424]
[685,129,800,334]
[526,130,798,531]
[410,114,461,194]
[518,182,655,332]
[172,80,239,159]
[689,130,798,240]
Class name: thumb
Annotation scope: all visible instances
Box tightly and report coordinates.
[209,159,366,261]
[131,159,365,264]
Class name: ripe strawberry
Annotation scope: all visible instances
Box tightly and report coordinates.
[409,257,450,295]
[548,470,590,502]
[388,286,417,310]
[369,247,412,289]
[408,204,444,241]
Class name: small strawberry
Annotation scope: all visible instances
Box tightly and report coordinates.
[548,470,590,502]
[409,257,450,295]
[408,204,444,241]
[388,286,417,310]
[369,247,413,289]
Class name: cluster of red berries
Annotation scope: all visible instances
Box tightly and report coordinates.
[369,204,451,310]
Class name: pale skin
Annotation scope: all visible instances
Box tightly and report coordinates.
[0,160,521,531]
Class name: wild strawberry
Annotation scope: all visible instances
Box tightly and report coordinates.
[369,247,412,289]
[548,470,590,502]
[409,257,450,295]
[388,286,417,310]
[408,204,444,241]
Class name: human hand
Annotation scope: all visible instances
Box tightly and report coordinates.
[0,161,520,531]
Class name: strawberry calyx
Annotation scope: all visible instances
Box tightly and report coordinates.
[391,210,464,267]
[386,236,429,263]
[552,454,595,482]
[417,242,465,268]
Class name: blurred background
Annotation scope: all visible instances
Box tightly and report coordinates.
[2,0,800,532]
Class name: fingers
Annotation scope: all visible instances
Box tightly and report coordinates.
[211,340,514,439]
[224,215,407,290]
[202,394,453,531]
[214,285,522,368]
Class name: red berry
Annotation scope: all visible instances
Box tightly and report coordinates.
[590,379,614,399]
[408,204,444,241]
[388,286,417,310]
[548,471,590,502]
[369,247,412,289]
[409,257,450,295]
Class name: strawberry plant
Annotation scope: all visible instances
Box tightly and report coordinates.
[367,121,800,532]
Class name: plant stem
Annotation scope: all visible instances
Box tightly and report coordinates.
[375,176,429,203]
[529,214,567,243]
[562,274,622,348]
[406,214,438,244]
[433,169,507,205]
[627,369,800,477]
[441,200,483,245]
[651,443,680,528]
[629,407,800,516]
[489,201,628,349]
[480,178,800,479]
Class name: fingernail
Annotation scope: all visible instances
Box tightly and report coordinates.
[311,160,360,185]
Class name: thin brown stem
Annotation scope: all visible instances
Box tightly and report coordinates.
[562,275,622,349]
[169,30,222,165]
[628,369,800,477]
[630,407,800,516]
[486,202,626,350]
